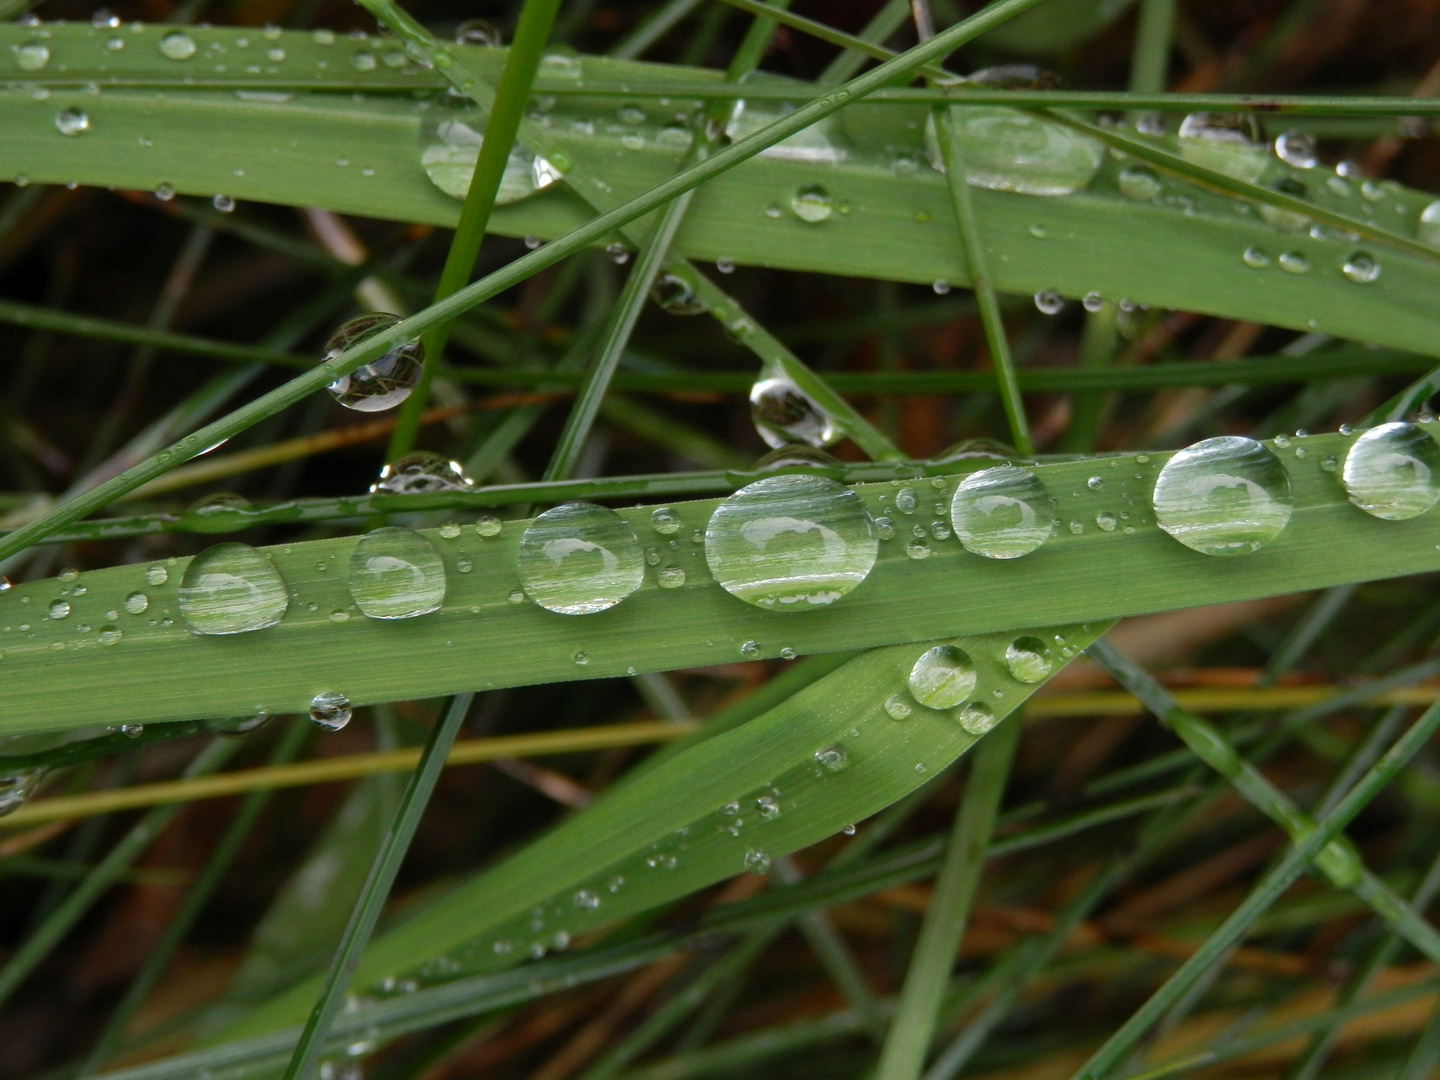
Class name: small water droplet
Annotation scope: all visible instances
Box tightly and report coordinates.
[178,543,289,634]
[1117,164,1162,201]
[908,644,977,710]
[1340,422,1440,519]
[1005,636,1053,682]
[120,723,143,738]
[348,527,447,620]
[657,565,686,589]
[1087,476,1104,491]
[705,476,877,611]
[815,744,848,771]
[789,183,833,223]
[649,270,705,315]
[744,849,771,874]
[1278,251,1310,274]
[573,888,599,910]
[1034,289,1064,314]
[145,565,169,586]
[212,194,236,213]
[1243,246,1271,269]
[932,279,951,295]
[1082,291,1103,312]
[518,502,644,615]
[1341,251,1380,284]
[309,691,352,731]
[756,796,780,819]
[1274,130,1318,169]
[573,650,589,666]
[455,18,502,46]
[749,376,839,449]
[98,625,122,646]
[158,30,196,59]
[951,465,1054,559]
[1321,454,1339,473]
[716,256,735,274]
[1152,436,1293,556]
[1096,511,1117,532]
[905,539,931,560]
[957,701,998,734]
[1178,112,1267,182]
[324,313,424,412]
[372,451,472,494]
[883,693,913,720]
[55,108,89,136]
[48,600,70,620]
[740,640,760,659]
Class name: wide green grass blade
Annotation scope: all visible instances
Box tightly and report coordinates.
[6,27,1440,356]
[2,427,1438,733]
[220,621,1110,1039]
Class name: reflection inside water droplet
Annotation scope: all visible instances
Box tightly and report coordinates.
[908,644,977,710]
[1004,636,1052,683]
[178,543,289,634]
[1151,436,1293,556]
[310,691,352,731]
[749,376,839,449]
[348,527,447,619]
[950,465,1054,559]
[324,313,424,413]
[517,502,644,615]
[1341,422,1440,520]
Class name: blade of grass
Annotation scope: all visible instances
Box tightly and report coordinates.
[609,0,706,60]
[876,718,1020,1080]
[384,0,564,462]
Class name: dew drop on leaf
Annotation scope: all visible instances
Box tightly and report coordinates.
[950,464,1055,560]
[178,543,289,634]
[1340,422,1440,520]
[309,691,352,731]
[348,527,447,620]
[1152,436,1293,556]
[323,313,424,413]
[517,502,644,615]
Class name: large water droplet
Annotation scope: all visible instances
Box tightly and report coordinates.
[925,107,1103,196]
[324,313,424,413]
[309,691,352,731]
[158,31,197,60]
[179,543,289,634]
[372,451,472,494]
[348,527,447,619]
[1340,422,1440,520]
[1177,113,1267,182]
[418,95,560,203]
[749,376,839,449]
[789,183,833,223]
[56,108,89,136]
[957,702,997,735]
[725,87,847,163]
[705,475,878,611]
[16,41,49,70]
[1151,436,1293,556]
[908,645,977,710]
[517,503,644,615]
[1004,636,1052,682]
[950,465,1054,560]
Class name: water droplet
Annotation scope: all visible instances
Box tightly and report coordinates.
[903,539,930,560]
[145,565,169,586]
[178,543,289,634]
[324,313,424,413]
[1004,636,1053,683]
[789,183,833,223]
[1082,292,1103,312]
[749,376,839,449]
[705,475,877,611]
[371,451,472,494]
[573,650,589,666]
[212,194,236,213]
[573,888,599,910]
[1321,454,1339,473]
[1117,164,1162,201]
[56,108,89,136]
[1034,289,1064,314]
[925,103,1103,196]
[517,502,644,615]
[418,96,560,204]
[455,18,502,46]
[1339,422,1440,520]
[884,693,913,719]
[740,640,760,659]
[474,516,502,538]
[815,744,848,771]
[649,270,705,315]
[309,691,352,731]
[57,568,79,583]
[1341,251,1380,284]
[98,625,122,646]
[348,527,447,620]
[153,182,175,201]
[1152,436,1293,556]
[716,256,736,274]
[48,600,70,620]
[756,795,780,819]
[744,849,771,875]
[1096,511,1117,532]
[1418,200,1440,248]
[958,701,998,735]
[1274,130,1318,169]
[16,41,49,70]
[1278,251,1310,274]
[507,589,525,605]
[950,465,1054,560]
[1243,246,1271,269]
[908,644,977,710]
[1177,112,1267,182]
[1086,476,1104,491]
[0,769,41,818]
[157,29,197,59]
[657,565,686,589]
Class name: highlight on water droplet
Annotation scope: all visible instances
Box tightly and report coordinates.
[1341,251,1380,284]
[1340,422,1440,520]
[324,313,424,413]
[158,30,197,60]
[1274,130,1317,169]
[418,94,560,204]
[883,693,913,719]
[744,848,771,875]
[1004,636,1053,683]
[309,691,352,732]
[517,502,644,615]
[815,743,848,771]
[749,375,839,450]
[178,543,289,634]
[56,107,89,136]
[1177,112,1267,182]
[348,527,447,620]
[705,475,878,611]
[908,644,977,710]
[16,41,49,70]
[789,183,833,223]
[372,451,472,494]
[950,464,1054,559]
[1151,436,1293,556]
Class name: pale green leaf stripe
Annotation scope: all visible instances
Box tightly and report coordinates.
[223,622,1109,1040]
[5,33,1440,356]
[3,427,1439,733]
